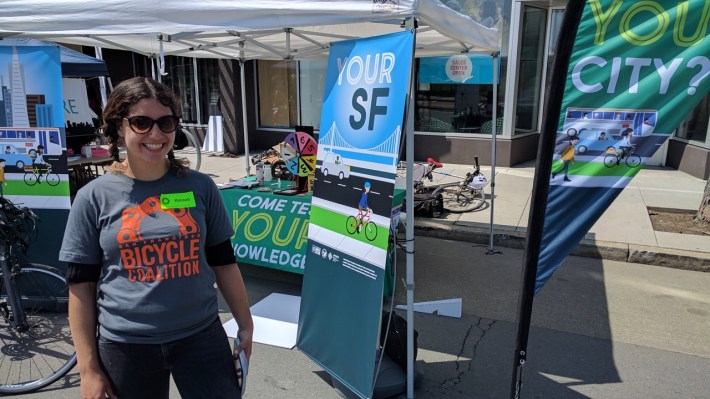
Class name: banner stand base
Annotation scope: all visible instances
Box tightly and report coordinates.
[331,352,424,399]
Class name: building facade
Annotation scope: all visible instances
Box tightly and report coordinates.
[88,0,710,179]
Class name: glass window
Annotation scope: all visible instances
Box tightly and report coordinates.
[515,6,547,134]
[257,60,297,128]
[196,58,219,124]
[545,10,565,92]
[677,92,709,144]
[161,56,218,124]
[415,82,498,133]
[162,57,195,121]
[414,56,502,134]
[298,60,327,130]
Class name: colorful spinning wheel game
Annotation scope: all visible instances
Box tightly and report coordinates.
[282,131,317,184]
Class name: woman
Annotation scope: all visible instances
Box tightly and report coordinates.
[60,77,253,399]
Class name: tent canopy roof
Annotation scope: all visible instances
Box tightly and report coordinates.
[0,38,108,77]
[0,0,498,60]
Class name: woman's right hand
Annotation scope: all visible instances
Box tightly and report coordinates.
[80,370,117,399]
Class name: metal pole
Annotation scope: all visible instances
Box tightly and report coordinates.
[192,57,202,125]
[510,2,585,397]
[404,19,417,399]
[239,56,251,177]
[94,47,108,109]
[487,52,499,254]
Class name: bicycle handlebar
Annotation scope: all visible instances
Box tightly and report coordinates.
[0,197,40,250]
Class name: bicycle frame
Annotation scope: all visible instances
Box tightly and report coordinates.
[0,245,26,330]
[418,156,484,191]
[356,208,371,222]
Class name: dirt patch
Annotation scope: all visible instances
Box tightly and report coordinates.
[648,208,710,236]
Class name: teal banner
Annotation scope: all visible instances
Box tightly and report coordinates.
[298,30,414,399]
[537,0,710,292]
[0,43,70,269]
[220,189,310,274]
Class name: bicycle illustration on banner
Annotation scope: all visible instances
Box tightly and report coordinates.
[345,181,378,241]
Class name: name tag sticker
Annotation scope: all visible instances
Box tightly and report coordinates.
[160,192,196,209]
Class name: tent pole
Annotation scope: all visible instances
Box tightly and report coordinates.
[94,47,109,109]
[239,56,251,177]
[487,51,499,254]
[404,19,417,399]
[509,1,584,398]
[192,57,202,125]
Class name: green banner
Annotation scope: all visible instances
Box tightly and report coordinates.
[536,0,710,292]
[220,189,310,273]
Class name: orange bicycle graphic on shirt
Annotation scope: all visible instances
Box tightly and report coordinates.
[345,208,378,241]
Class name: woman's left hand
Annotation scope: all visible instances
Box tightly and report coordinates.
[234,328,254,360]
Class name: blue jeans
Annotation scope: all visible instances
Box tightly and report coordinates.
[98,316,241,399]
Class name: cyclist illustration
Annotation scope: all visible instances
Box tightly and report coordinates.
[618,128,634,158]
[24,145,59,186]
[551,136,578,182]
[357,181,371,233]
[345,181,378,241]
[32,145,50,182]
[0,159,6,197]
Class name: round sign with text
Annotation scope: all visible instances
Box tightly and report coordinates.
[445,55,473,83]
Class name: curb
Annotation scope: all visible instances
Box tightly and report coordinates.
[411,219,710,273]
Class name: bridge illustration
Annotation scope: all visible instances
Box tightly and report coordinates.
[318,122,402,166]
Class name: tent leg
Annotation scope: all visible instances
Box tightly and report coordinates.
[240,58,251,177]
[404,24,417,398]
[487,52,500,255]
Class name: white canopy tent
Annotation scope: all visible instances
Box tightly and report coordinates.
[1,2,499,397]
[0,1,497,59]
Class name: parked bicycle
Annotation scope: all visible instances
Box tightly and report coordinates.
[345,208,378,241]
[23,164,60,186]
[250,146,293,181]
[402,156,488,213]
[603,145,641,168]
[0,197,76,394]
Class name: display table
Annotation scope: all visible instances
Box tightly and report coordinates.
[220,184,405,281]
[67,156,113,193]
[220,184,312,274]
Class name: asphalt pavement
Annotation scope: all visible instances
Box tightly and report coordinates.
[20,237,710,398]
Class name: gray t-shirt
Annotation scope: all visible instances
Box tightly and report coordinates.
[60,169,234,344]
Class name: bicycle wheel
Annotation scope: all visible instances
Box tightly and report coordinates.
[625,154,641,168]
[23,173,38,186]
[0,264,76,394]
[181,128,202,171]
[364,221,378,241]
[436,184,485,212]
[345,216,358,234]
[46,173,60,186]
[603,154,618,168]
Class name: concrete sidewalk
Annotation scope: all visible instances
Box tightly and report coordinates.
[177,148,710,272]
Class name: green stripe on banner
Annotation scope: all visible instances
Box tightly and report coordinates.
[309,205,390,250]
[553,160,641,177]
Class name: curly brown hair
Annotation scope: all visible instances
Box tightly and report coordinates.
[102,77,189,176]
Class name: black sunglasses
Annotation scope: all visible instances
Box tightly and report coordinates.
[123,115,179,134]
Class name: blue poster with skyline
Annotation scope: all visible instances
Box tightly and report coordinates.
[0,43,71,269]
